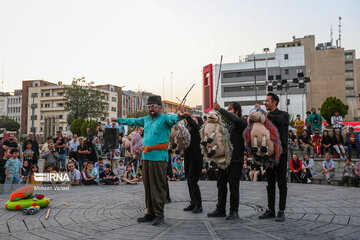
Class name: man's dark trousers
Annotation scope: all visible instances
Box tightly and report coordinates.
[142,160,167,218]
[216,162,242,213]
[266,153,287,211]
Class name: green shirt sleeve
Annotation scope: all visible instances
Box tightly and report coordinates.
[165,114,181,127]
[118,117,145,127]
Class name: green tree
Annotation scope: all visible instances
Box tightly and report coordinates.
[80,119,98,137]
[320,97,349,125]
[70,118,85,136]
[64,77,109,125]
[0,116,20,131]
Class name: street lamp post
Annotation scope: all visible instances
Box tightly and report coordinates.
[263,48,269,95]
[253,54,257,102]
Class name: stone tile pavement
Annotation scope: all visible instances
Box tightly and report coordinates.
[0,181,359,239]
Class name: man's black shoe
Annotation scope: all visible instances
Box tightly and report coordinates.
[207,210,226,217]
[258,209,275,219]
[192,207,203,213]
[166,198,171,204]
[275,211,285,222]
[226,211,239,220]
[152,216,164,226]
[137,214,155,223]
[183,205,195,211]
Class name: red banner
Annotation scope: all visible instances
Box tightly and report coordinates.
[323,121,360,131]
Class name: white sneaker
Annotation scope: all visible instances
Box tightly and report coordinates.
[307,179,311,184]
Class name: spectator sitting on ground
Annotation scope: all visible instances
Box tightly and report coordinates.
[301,154,316,184]
[241,154,250,181]
[290,154,302,183]
[21,160,30,183]
[169,168,180,181]
[100,164,119,185]
[355,160,360,187]
[345,127,360,159]
[332,128,346,159]
[294,114,305,138]
[26,164,40,185]
[117,160,126,180]
[94,157,105,175]
[312,128,322,157]
[200,161,208,180]
[67,162,81,186]
[288,130,297,157]
[339,158,355,187]
[173,158,184,179]
[299,130,313,156]
[122,164,137,184]
[322,153,336,184]
[249,158,264,182]
[83,162,99,185]
[321,130,332,156]
[207,161,218,180]
[43,165,57,184]
[136,164,142,182]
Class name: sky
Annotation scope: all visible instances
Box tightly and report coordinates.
[0,0,359,107]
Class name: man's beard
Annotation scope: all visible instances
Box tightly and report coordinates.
[149,110,159,117]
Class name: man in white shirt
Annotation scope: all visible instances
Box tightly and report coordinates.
[69,134,80,160]
[331,110,343,135]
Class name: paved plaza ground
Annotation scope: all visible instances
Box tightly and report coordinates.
[0,181,359,240]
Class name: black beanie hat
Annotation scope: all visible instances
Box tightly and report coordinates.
[148,95,162,107]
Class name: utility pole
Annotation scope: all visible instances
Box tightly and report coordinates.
[263,48,269,95]
[253,54,257,101]
[31,95,36,135]
[170,72,173,102]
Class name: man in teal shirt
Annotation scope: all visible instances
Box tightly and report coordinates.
[308,107,323,135]
[113,95,187,226]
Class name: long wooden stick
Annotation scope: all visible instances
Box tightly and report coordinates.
[215,55,223,102]
[45,208,51,220]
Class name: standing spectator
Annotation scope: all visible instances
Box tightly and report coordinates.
[290,154,302,183]
[21,160,31,183]
[83,162,99,185]
[115,123,125,136]
[294,114,305,137]
[305,111,312,135]
[339,158,355,186]
[77,138,91,169]
[301,154,316,183]
[3,133,18,151]
[54,131,67,168]
[332,128,346,159]
[4,149,22,192]
[321,130,332,156]
[308,108,322,135]
[41,144,59,171]
[345,127,360,159]
[322,153,336,184]
[85,137,97,163]
[298,130,313,156]
[95,138,103,156]
[105,119,113,128]
[67,162,81,186]
[96,122,104,137]
[24,133,40,165]
[312,128,322,157]
[69,134,80,160]
[0,149,11,184]
[0,137,3,160]
[23,142,35,166]
[331,110,343,135]
[354,160,360,187]
[41,137,53,154]
[288,130,297,158]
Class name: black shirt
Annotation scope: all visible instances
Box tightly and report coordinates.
[100,170,115,179]
[3,140,18,149]
[219,108,247,163]
[267,108,289,152]
[53,137,66,155]
[299,134,311,145]
[321,135,332,146]
[77,144,91,160]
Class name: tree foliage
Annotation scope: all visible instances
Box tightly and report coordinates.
[64,77,109,125]
[81,119,98,137]
[127,109,148,118]
[320,97,349,125]
[70,118,85,136]
[0,116,20,131]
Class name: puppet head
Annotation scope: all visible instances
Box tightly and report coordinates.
[248,108,266,124]
[207,110,221,124]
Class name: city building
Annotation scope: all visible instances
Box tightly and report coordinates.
[121,90,155,117]
[0,90,22,127]
[190,105,202,117]
[22,80,123,137]
[163,100,190,114]
[203,35,360,121]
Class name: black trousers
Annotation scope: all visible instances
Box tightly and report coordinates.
[290,171,301,183]
[69,151,78,161]
[266,153,287,212]
[216,162,242,213]
[184,157,202,208]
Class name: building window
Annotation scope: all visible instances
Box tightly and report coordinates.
[223,70,266,78]
[112,97,116,102]
[346,80,354,87]
[40,127,43,131]
[345,70,353,77]
[58,103,63,107]
[284,54,289,60]
[111,107,116,112]
[41,93,44,97]
[31,115,37,120]
[345,53,353,60]
[345,63,353,68]
[45,103,50,108]
[45,93,50,97]
[41,104,43,108]
[284,69,289,75]
[31,93,38,98]
[58,92,64,96]
[59,115,63,119]
[41,116,43,120]
[346,88,355,95]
